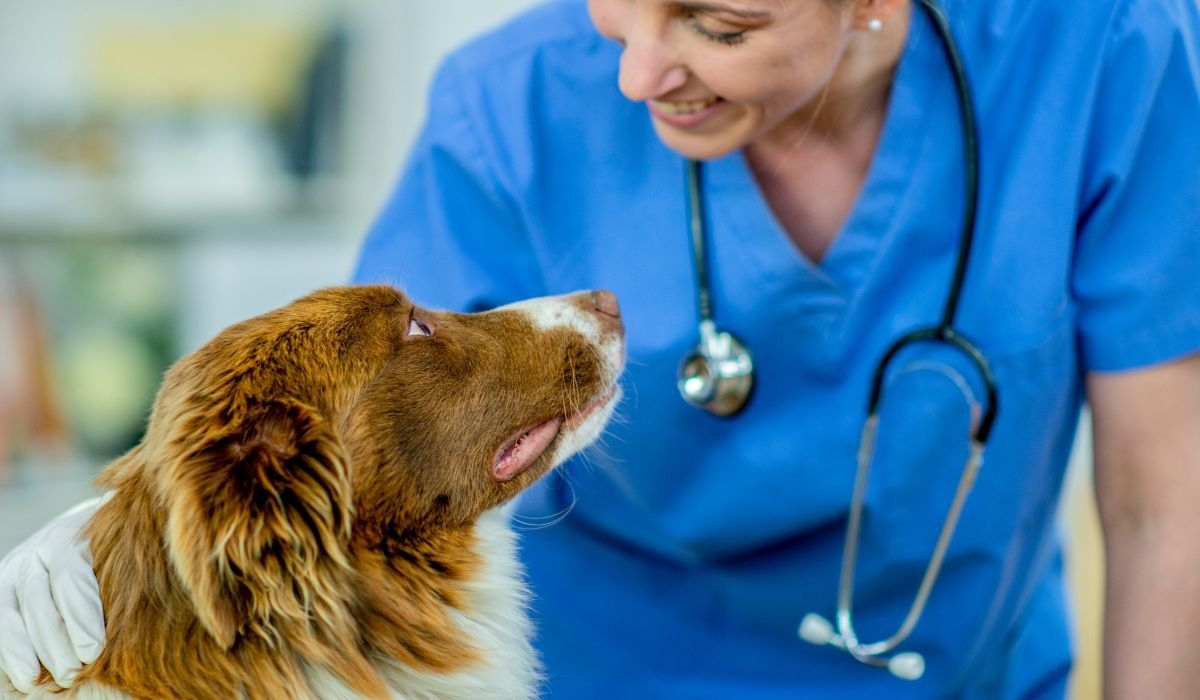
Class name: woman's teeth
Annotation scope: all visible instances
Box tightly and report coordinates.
[653,98,718,115]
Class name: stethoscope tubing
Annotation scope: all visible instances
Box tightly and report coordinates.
[922,0,981,331]
[868,326,998,443]
[686,159,714,325]
[836,419,987,654]
[677,0,1002,678]
[825,0,1000,675]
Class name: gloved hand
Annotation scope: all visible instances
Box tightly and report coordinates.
[0,494,108,694]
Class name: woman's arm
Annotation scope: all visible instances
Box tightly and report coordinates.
[1089,353,1200,699]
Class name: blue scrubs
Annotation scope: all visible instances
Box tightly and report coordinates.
[354,0,1200,696]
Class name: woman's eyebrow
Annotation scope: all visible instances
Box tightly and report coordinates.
[670,1,774,20]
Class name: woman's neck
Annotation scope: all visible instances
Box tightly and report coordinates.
[758,2,913,155]
[740,4,915,263]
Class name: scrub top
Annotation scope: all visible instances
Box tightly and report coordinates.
[353,0,1200,696]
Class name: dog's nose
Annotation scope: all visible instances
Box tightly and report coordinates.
[590,290,621,320]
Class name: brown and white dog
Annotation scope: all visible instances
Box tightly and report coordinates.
[21,285,624,700]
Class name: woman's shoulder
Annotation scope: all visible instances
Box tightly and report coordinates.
[955,0,1195,47]
[420,0,646,176]
[950,0,1198,125]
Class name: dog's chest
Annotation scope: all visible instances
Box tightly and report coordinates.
[308,510,540,700]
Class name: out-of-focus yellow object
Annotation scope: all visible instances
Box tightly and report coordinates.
[88,20,318,114]
[1064,418,1104,700]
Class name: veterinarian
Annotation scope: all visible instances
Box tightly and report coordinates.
[4,0,1200,697]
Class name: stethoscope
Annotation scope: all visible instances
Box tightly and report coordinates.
[676,0,999,681]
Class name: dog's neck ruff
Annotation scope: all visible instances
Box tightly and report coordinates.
[307,507,540,700]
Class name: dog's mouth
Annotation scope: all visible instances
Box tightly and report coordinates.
[492,416,563,482]
[490,385,618,482]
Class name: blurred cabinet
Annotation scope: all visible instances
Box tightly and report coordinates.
[0,203,358,471]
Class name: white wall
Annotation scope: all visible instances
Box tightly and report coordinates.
[337,0,539,232]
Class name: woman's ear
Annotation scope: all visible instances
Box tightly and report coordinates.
[162,398,356,649]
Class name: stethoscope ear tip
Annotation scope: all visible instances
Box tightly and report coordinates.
[799,612,926,681]
[798,613,836,646]
[887,652,926,681]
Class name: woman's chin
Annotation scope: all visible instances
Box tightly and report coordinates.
[651,115,752,162]
[654,126,745,161]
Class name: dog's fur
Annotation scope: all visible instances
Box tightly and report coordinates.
[23,285,624,700]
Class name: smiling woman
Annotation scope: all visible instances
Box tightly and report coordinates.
[587,0,904,162]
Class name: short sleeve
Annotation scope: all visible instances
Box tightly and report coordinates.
[351,54,544,312]
[1073,0,1200,372]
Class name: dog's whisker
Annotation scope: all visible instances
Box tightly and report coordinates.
[576,444,615,478]
[510,482,577,531]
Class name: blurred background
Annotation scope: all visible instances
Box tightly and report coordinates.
[0,1,1102,697]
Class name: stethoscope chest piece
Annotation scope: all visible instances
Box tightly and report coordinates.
[678,155,755,418]
[678,319,754,416]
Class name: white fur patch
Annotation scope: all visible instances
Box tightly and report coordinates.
[498,294,625,376]
[497,295,601,338]
[304,509,540,699]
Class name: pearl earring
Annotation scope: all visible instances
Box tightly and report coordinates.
[867,18,884,32]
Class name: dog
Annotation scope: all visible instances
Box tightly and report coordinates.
[17,284,624,700]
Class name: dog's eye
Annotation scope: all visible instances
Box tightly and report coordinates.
[407,318,432,337]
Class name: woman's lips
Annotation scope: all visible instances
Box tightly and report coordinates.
[647,97,724,128]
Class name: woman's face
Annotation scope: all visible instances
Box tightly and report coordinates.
[588,0,859,160]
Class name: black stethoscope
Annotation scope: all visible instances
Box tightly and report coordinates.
[676,0,999,680]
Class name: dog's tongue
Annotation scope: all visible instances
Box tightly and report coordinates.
[492,417,562,481]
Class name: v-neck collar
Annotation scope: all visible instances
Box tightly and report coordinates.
[698,6,949,323]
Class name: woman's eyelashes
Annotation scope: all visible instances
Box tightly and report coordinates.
[687,15,749,45]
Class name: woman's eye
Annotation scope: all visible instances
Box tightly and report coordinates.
[407,318,432,337]
[687,15,748,45]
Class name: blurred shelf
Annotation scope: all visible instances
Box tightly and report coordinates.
[0,174,355,247]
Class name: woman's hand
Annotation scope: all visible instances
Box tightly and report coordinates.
[0,495,108,693]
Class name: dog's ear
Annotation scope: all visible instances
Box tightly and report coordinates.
[163,397,356,650]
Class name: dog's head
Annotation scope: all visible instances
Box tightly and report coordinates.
[128,285,623,657]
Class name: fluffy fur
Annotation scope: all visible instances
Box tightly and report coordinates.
[15,285,624,700]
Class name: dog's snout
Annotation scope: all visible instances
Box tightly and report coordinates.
[590,290,621,320]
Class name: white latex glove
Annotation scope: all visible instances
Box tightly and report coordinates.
[0,494,108,694]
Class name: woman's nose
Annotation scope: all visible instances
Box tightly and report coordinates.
[616,27,689,102]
